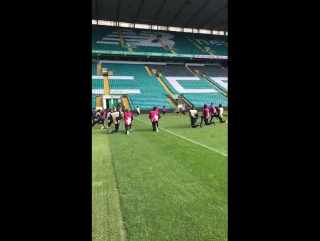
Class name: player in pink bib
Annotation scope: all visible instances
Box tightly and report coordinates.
[149,107,161,132]
[123,109,133,134]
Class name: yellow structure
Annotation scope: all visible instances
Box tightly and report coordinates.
[103,76,110,95]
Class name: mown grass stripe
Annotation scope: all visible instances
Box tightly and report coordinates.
[92,130,127,241]
[135,117,228,157]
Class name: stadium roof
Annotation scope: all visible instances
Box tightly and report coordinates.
[92,0,228,32]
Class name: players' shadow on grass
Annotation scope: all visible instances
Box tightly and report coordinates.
[160,125,200,129]
[96,128,157,134]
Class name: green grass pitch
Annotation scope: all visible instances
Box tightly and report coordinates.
[92,112,228,241]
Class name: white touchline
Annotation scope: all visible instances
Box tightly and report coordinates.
[135,118,228,157]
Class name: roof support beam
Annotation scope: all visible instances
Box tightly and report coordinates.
[95,0,99,21]
[212,18,227,30]
[116,0,121,20]
[169,0,190,25]
[198,4,227,29]
[153,0,167,22]
[183,0,211,27]
[134,0,145,22]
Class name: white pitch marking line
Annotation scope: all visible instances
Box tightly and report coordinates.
[135,118,228,157]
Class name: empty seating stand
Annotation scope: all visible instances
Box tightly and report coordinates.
[214,35,228,45]
[128,93,173,110]
[147,64,219,94]
[92,76,104,89]
[148,64,194,77]
[92,62,98,75]
[120,28,171,53]
[169,32,205,55]
[189,66,228,77]
[185,33,228,56]
[92,26,225,56]
[92,25,123,52]
[92,94,96,108]
[189,66,228,93]
[100,63,175,109]
[182,93,228,108]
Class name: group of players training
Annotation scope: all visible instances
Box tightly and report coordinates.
[91,102,227,134]
[189,103,228,128]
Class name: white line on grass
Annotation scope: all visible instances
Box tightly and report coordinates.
[135,118,228,157]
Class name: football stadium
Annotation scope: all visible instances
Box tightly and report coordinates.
[92,0,228,240]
